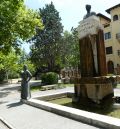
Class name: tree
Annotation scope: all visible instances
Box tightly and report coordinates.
[71,27,80,68]
[18,49,35,75]
[0,0,43,53]
[60,29,80,69]
[0,49,35,81]
[30,2,63,71]
[0,50,19,81]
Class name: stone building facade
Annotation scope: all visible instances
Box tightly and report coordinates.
[97,4,120,74]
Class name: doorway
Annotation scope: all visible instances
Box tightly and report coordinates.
[107,61,114,74]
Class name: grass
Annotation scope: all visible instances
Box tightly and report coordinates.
[50,97,72,105]
[62,84,74,87]
[30,83,74,91]
[108,109,120,118]
[31,85,42,91]
[117,84,120,88]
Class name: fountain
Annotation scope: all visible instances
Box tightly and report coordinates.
[72,5,114,104]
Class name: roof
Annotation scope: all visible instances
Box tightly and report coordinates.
[97,13,111,22]
[106,3,120,14]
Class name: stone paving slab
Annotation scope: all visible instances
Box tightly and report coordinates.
[0,101,103,129]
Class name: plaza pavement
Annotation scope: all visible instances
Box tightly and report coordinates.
[0,82,119,129]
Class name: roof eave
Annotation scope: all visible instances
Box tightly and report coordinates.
[97,13,111,22]
[106,4,120,14]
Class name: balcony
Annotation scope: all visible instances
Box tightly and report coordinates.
[116,33,120,41]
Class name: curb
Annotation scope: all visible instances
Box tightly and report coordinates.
[23,92,120,129]
[0,117,16,129]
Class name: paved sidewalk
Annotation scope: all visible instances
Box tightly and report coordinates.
[0,100,104,129]
[0,83,119,129]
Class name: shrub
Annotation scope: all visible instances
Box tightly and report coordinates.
[9,71,19,79]
[41,72,58,85]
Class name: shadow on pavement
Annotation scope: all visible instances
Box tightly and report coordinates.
[7,101,23,108]
[0,91,10,98]
[1,86,21,92]
[0,101,8,104]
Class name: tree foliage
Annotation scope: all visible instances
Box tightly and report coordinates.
[29,2,80,73]
[18,49,35,74]
[30,2,63,71]
[60,29,80,68]
[0,49,35,81]
[0,0,43,53]
[0,50,19,80]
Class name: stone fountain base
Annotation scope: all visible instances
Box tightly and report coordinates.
[72,77,114,104]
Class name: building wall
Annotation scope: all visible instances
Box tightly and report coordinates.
[99,17,110,25]
[110,7,120,68]
[110,7,120,21]
[110,8,120,68]
[98,6,120,74]
[104,24,115,66]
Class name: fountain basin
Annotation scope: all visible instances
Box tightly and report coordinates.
[23,92,120,129]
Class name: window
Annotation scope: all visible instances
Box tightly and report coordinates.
[106,46,113,54]
[113,15,118,21]
[104,32,111,40]
[118,50,120,56]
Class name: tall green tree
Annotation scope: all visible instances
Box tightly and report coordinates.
[0,49,35,81]
[18,49,35,75]
[30,2,63,71]
[0,50,19,81]
[60,29,80,68]
[71,27,80,68]
[0,0,43,53]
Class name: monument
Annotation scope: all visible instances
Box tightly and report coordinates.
[73,5,114,104]
[21,65,32,100]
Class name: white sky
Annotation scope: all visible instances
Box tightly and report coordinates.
[25,0,120,31]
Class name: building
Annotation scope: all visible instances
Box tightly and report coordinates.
[97,3,120,74]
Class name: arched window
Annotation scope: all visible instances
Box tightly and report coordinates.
[113,15,118,21]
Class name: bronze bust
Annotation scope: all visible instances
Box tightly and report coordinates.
[83,5,96,19]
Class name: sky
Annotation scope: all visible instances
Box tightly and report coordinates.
[25,0,119,31]
[23,0,120,53]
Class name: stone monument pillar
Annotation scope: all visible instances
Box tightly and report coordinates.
[73,5,113,104]
[78,16,107,77]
